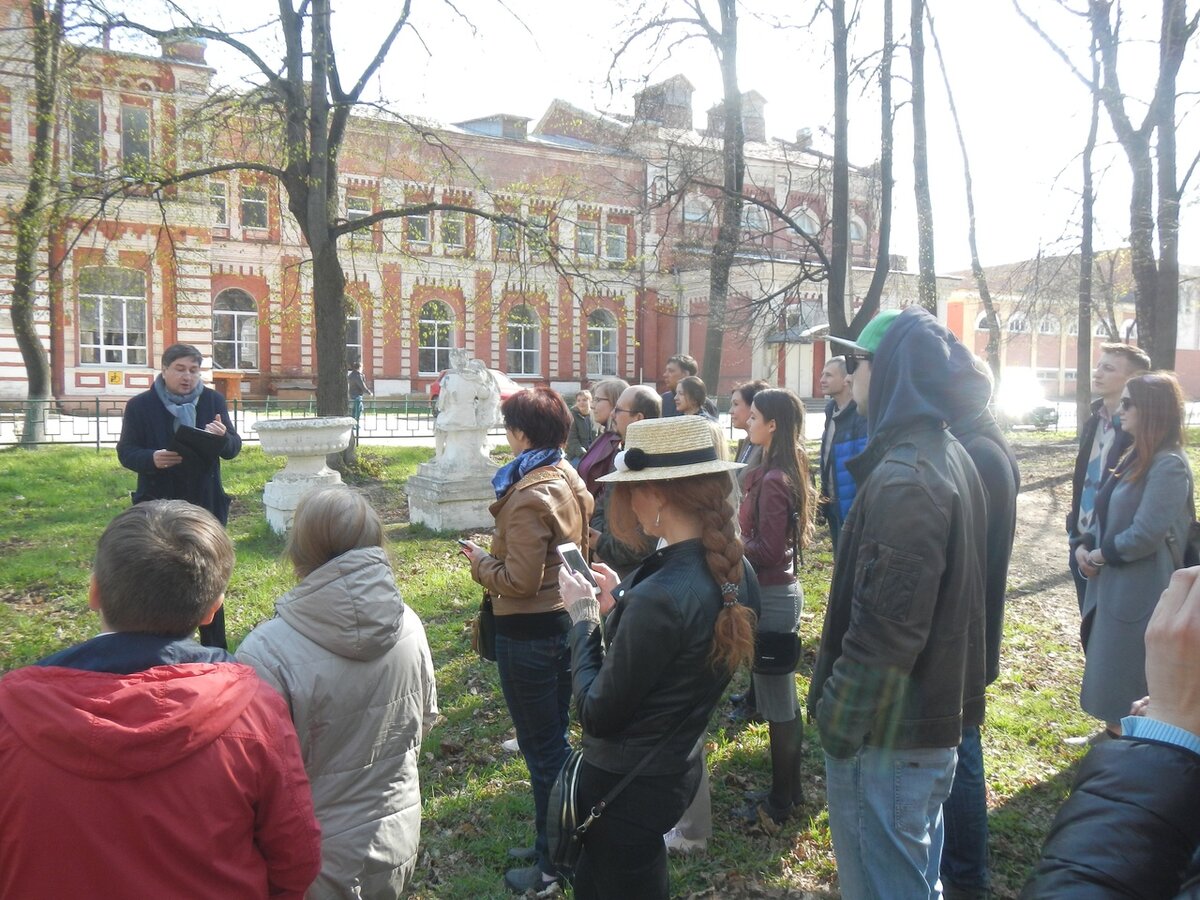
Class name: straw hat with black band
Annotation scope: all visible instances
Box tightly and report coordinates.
[598,416,744,484]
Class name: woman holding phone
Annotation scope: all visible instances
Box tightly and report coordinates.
[460,387,593,894]
[558,416,758,899]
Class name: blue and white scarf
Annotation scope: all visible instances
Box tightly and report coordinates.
[492,447,563,498]
[153,374,203,430]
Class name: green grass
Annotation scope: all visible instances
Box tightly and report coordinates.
[0,441,1104,897]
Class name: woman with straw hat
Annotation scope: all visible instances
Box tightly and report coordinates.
[558,415,759,899]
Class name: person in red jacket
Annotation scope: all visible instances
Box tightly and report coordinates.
[0,500,322,900]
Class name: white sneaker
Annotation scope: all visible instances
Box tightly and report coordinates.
[663,827,707,853]
[501,737,520,753]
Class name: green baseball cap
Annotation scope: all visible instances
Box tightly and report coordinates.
[828,309,902,355]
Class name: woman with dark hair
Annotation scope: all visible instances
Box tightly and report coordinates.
[730,380,770,487]
[237,487,438,897]
[461,387,594,894]
[558,416,759,899]
[675,375,717,422]
[737,388,815,824]
[1074,371,1193,737]
[577,379,629,499]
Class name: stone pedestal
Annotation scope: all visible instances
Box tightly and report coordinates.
[406,465,498,531]
[255,416,355,533]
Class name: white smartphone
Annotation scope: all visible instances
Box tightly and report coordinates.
[556,542,598,589]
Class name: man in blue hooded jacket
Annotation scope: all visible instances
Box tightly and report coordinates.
[809,307,988,900]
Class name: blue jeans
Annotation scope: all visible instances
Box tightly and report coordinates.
[495,631,573,875]
[941,726,988,892]
[825,745,958,900]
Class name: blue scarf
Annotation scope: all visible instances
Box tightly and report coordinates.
[492,447,563,498]
[153,374,203,430]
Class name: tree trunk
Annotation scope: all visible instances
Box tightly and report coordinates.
[910,0,937,312]
[700,0,744,394]
[854,0,894,339]
[12,1,63,445]
[1077,39,1100,430]
[827,0,851,338]
[1153,0,1187,370]
[926,5,999,376]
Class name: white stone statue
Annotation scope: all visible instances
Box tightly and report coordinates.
[431,350,499,474]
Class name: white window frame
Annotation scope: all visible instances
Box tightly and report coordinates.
[78,268,147,366]
[120,104,151,175]
[506,304,540,376]
[417,300,455,375]
[346,305,363,364]
[1007,315,1030,333]
[212,289,259,371]
[70,98,101,176]
[406,210,431,245]
[240,183,268,230]
[975,311,993,331]
[587,310,618,377]
[604,222,628,261]
[209,180,228,227]
[441,209,466,250]
[848,218,866,242]
[346,194,372,247]
[496,218,518,253]
[576,219,599,257]
[796,207,820,237]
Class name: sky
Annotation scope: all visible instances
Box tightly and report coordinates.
[125,0,1199,275]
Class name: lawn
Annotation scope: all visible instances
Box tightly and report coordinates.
[0,437,1145,898]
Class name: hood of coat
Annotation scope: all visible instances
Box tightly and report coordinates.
[868,306,990,441]
[0,661,261,779]
[275,545,405,662]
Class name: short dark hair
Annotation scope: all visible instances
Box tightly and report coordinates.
[666,354,698,376]
[161,343,203,369]
[1099,343,1151,374]
[94,501,234,638]
[733,379,770,406]
[625,384,662,419]
[502,387,572,450]
[677,375,707,408]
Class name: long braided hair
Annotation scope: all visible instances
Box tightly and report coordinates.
[609,472,756,672]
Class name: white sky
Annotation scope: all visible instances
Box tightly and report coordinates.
[124,0,1200,274]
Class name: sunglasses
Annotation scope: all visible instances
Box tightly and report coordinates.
[1120,396,1134,410]
[844,352,873,375]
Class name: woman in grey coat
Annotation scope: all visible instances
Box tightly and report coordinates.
[238,487,438,899]
[1074,372,1192,734]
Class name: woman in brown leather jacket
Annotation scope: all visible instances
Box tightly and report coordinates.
[461,387,593,895]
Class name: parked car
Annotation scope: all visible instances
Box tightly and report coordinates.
[428,368,523,402]
[995,368,1059,430]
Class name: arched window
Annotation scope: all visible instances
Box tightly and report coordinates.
[418,300,454,374]
[1038,317,1061,335]
[1007,315,1030,333]
[848,217,866,242]
[741,204,769,233]
[587,309,618,377]
[975,311,992,331]
[78,267,147,366]
[346,302,362,365]
[796,208,820,237]
[506,304,540,376]
[212,289,258,370]
[1067,320,1080,336]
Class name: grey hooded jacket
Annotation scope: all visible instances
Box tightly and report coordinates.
[238,546,438,899]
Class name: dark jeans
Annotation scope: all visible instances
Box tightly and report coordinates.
[942,725,988,892]
[573,758,701,900]
[828,511,844,560]
[495,630,572,876]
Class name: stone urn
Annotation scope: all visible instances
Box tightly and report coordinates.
[254,416,356,533]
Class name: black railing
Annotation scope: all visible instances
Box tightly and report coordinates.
[0,397,452,449]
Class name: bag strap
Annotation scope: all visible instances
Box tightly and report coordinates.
[577,674,728,835]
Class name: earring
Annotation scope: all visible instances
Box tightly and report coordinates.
[655,508,662,529]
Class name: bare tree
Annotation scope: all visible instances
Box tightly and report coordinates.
[1078,35,1101,427]
[926,2,1000,375]
[910,0,937,311]
[10,0,66,444]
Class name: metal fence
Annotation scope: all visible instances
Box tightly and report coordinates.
[0,397,454,450]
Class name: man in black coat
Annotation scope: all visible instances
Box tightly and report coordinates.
[117,343,242,648]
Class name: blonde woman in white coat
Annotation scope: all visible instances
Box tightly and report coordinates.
[238,487,438,899]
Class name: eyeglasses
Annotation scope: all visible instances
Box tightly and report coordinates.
[844,352,873,375]
[613,406,633,415]
[1120,396,1134,410]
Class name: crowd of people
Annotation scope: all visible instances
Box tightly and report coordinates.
[2,332,1199,899]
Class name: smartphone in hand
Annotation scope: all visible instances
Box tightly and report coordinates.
[556,542,598,589]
